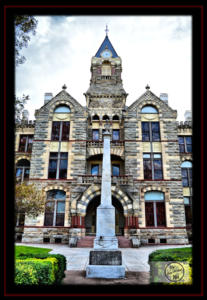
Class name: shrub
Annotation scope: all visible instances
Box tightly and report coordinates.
[15,258,58,285]
[148,247,192,285]
[16,253,66,284]
[149,247,192,262]
[15,263,38,285]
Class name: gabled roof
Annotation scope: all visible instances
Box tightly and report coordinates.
[95,35,118,58]
[127,89,176,115]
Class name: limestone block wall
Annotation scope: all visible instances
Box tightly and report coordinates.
[124,110,140,177]
[29,110,49,179]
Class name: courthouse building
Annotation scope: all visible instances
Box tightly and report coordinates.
[15,32,192,246]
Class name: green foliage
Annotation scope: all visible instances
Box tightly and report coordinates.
[15,263,38,285]
[15,94,30,123]
[15,15,38,65]
[15,246,66,285]
[15,182,45,218]
[16,252,66,284]
[149,247,193,285]
[15,258,58,285]
[149,247,192,262]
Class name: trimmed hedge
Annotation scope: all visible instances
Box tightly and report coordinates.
[148,247,192,285]
[149,247,192,263]
[15,263,38,285]
[15,257,58,285]
[16,253,66,284]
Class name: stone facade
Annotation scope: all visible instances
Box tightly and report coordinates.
[15,34,192,245]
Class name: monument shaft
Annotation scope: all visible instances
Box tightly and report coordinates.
[86,123,125,278]
[94,129,118,248]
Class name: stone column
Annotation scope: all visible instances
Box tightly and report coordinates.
[93,126,118,249]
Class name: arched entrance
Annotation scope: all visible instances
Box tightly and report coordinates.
[85,195,125,236]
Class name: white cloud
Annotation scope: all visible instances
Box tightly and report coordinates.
[15,15,192,120]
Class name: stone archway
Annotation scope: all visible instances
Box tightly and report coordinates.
[84,195,125,236]
[77,185,133,217]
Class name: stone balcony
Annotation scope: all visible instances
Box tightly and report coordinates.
[77,175,133,185]
[87,140,124,158]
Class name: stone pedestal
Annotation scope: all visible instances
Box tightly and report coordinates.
[86,250,125,278]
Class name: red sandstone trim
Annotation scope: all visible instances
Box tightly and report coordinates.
[30,139,180,143]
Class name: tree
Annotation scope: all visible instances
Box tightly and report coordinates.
[15,94,30,123]
[15,15,38,66]
[15,182,45,218]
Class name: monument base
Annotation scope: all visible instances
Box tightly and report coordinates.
[86,249,125,279]
[89,250,122,265]
[86,265,125,279]
[94,236,118,249]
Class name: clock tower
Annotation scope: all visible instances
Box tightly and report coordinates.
[85,28,128,111]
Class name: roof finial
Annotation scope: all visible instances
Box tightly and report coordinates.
[145,84,150,90]
[62,84,67,90]
[105,24,109,36]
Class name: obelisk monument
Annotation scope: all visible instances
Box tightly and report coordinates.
[86,121,125,278]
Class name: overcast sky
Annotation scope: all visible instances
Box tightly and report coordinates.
[15,15,192,120]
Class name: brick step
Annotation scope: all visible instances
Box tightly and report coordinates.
[118,236,132,248]
[77,236,95,248]
[77,236,132,248]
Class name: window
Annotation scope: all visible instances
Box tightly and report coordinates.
[44,190,66,226]
[101,62,111,76]
[103,115,110,121]
[112,129,120,141]
[48,152,68,179]
[184,197,192,225]
[54,105,70,113]
[142,122,160,142]
[178,136,192,153]
[113,115,119,121]
[141,105,158,114]
[112,165,120,176]
[16,159,30,182]
[143,153,163,180]
[92,115,99,121]
[16,212,25,226]
[181,161,192,187]
[91,165,99,175]
[18,135,33,152]
[145,191,166,227]
[92,129,99,141]
[51,121,70,141]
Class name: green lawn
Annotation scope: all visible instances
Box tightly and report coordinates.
[15,245,52,258]
[149,247,192,262]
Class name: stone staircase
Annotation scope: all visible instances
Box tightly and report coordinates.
[76,236,132,248]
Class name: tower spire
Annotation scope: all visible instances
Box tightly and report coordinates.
[105,24,109,36]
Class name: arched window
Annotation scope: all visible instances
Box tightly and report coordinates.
[141,105,158,114]
[113,115,119,121]
[101,62,111,76]
[181,161,192,187]
[16,159,30,183]
[54,105,70,113]
[92,115,99,121]
[103,115,110,121]
[145,191,166,227]
[44,190,66,226]
[181,161,192,168]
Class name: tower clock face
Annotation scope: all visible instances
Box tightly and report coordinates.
[101,49,112,58]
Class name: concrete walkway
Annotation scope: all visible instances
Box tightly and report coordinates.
[16,243,191,272]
